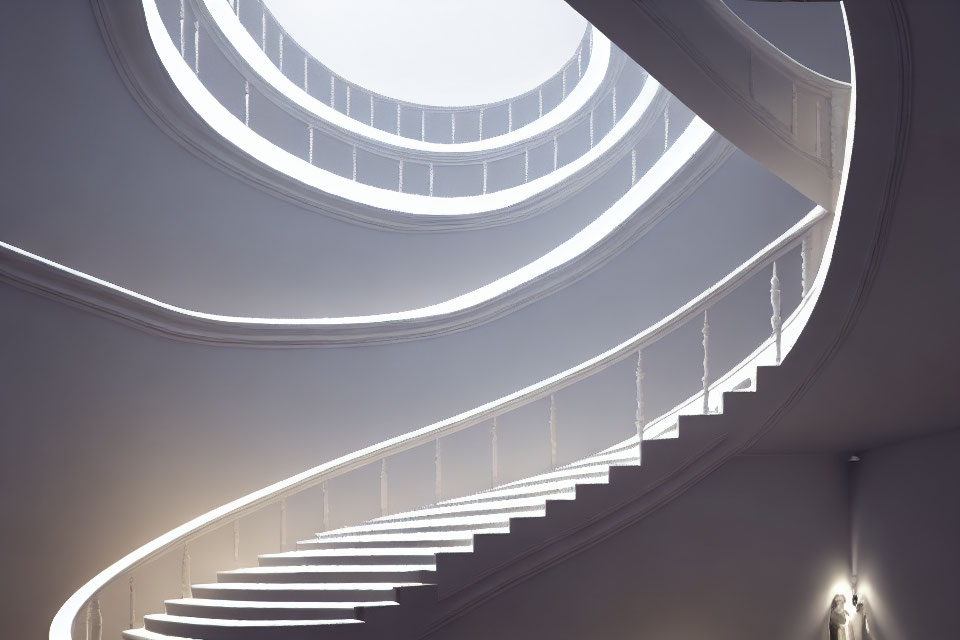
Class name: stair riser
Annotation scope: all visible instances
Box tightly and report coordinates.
[314,520,522,537]
[192,586,393,602]
[372,504,544,523]
[165,601,363,621]
[259,554,440,567]
[218,569,435,584]
[297,539,472,550]
[143,618,355,640]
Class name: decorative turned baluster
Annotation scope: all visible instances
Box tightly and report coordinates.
[380,458,388,517]
[395,103,401,136]
[434,438,442,502]
[491,416,499,487]
[329,76,335,108]
[420,110,426,142]
[279,496,288,552]
[428,163,434,196]
[179,0,185,58]
[307,125,314,164]
[589,110,594,148]
[482,161,488,195]
[450,112,456,143]
[345,85,351,117]
[369,95,374,126]
[260,5,266,50]
[233,520,240,566]
[562,68,567,99]
[770,261,782,364]
[801,233,812,296]
[303,57,308,92]
[631,149,637,186]
[128,576,136,629]
[612,86,617,123]
[664,104,670,152]
[478,108,484,140]
[351,145,357,181]
[278,32,283,72]
[538,89,543,118]
[86,597,102,640]
[193,21,199,74]
[321,481,330,531]
[577,48,582,78]
[180,545,191,598]
[635,349,645,461]
[244,81,250,126]
[508,103,513,133]
[701,310,710,414]
[524,149,529,183]
[549,394,558,468]
[398,161,403,193]
[553,135,558,171]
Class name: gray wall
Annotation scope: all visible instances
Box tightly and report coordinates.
[850,428,960,639]
[432,454,850,640]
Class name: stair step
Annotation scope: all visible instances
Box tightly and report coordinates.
[258,547,470,567]
[297,530,496,550]
[191,582,408,602]
[143,613,360,640]
[123,629,193,640]
[370,496,562,523]
[218,565,436,584]
[164,597,396,621]
[315,510,542,537]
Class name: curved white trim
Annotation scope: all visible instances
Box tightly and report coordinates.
[1,119,726,345]
[199,0,611,154]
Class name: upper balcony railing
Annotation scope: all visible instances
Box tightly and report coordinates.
[50,202,833,640]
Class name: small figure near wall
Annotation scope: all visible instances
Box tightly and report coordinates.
[830,594,850,640]
[849,594,871,640]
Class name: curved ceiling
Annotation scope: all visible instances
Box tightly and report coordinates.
[263,0,588,106]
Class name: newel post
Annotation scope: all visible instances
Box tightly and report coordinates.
[128,575,136,629]
[85,597,102,640]
[180,545,191,598]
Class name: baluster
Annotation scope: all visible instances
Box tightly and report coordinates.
[478,108,484,140]
[179,0,185,58]
[307,125,314,164]
[421,110,426,142]
[428,163,434,196]
[578,48,583,78]
[664,103,670,152]
[233,520,240,566]
[322,481,330,531]
[180,545,191,598]
[635,349,645,461]
[450,112,456,143]
[434,438,442,502]
[396,103,401,136]
[398,160,403,193]
[85,597,102,640]
[278,31,283,72]
[524,149,529,183]
[303,56,308,92]
[508,103,513,133]
[552,135,558,171]
[345,85,351,117]
[770,262,782,364]
[329,76,335,108]
[379,459,388,516]
[631,149,637,185]
[701,310,710,414]
[491,416,499,487]
[351,145,357,181]
[549,394,558,468]
[279,496,288,551]
[589,110,594,148]
[801,234,812,296]
[562,68,567,99]
[369,95,374,126]
[538,89,543,118]
[128,576,136,629]
[612,86,618,123]
[193,21,199,74]
[244,81,250,126]
[482,161,488,195]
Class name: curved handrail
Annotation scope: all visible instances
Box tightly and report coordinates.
[199,0,603,152]
[49,204,828,640]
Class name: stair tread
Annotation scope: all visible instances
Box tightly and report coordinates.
[166,598,397,609]
[223,564,436,574]
[145,613,362,627]
[299,530,494,545]
[262,547,469,559]
[193,582,417,591]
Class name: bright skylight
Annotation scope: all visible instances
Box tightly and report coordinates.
[263,0,588,106]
